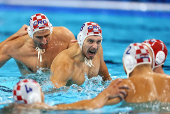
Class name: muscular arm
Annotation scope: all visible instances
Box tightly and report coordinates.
[0,25,28,67]
[0,43,12,68]
[98,47,112,81]
[33,79,129,110]
[20,88,111,110]
[54,89,109,110]
[50,53,73,88]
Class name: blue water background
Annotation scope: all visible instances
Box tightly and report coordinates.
[0,4,170,113]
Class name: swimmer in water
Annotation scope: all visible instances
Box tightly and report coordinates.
[143,39,168,75]
[0,13,76,75]
[2,79,129,111]
[107,43,170,104]
[50,22,112,88]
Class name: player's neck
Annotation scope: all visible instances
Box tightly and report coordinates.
[153,66,165,74]
[130,64,153,77]
[73,43,86,62]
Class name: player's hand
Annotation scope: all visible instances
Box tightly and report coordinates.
[16,24,28,37]
[105,78,129,100]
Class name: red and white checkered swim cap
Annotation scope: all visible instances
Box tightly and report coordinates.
[13,79,42,104]
[123,43,151,77]
[77,22,102,50]
[143,39,168,69]
[27,13,53,38]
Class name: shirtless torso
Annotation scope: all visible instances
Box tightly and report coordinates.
[66,48,103,86]
[50,22,111,88]
[50,42,111,88]
[117,65,170,103]
[0,27,75,75]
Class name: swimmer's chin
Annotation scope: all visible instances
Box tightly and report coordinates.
[39,44,47,49]
[86,54,95,59]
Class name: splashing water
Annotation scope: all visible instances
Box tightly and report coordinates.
[1,70,170,113]
[121,100,170,112]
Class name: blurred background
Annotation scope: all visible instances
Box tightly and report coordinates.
[0,1,170,113]
[0,0,170,74]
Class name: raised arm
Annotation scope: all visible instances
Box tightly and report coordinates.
[50,53,73,88]
[0,25,28,68]
[98,47,112,81]
[30,79,129,110]
[0,42,12,68]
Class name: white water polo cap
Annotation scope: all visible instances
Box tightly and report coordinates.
[143,39,168,69]
[27,13,53,38]
[77,22,102,50]
[123,43,151,77]
[13,79,42,104]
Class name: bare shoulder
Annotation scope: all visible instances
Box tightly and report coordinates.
[51,49,73,70]
[153,72,170,80]
[115,78,133,90]
[53,26,72,33]
[53,50,70,62]
[121,78,131,85]
[52,27,75,40]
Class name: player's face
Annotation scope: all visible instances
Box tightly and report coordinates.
[33,29,51,49]
[82,35,102,59]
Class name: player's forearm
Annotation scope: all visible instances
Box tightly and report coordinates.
[0,55,11,68]
[99,61,112,81]
[7,32,20,40]
[1,33,20,46]
[99,71,112,81]
[55,90,109,110]
[105,97,121,105]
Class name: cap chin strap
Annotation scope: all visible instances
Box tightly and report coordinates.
[85,57,94,67]
[36,47,45,63]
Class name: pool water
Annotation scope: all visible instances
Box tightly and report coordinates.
[0,4,170,113]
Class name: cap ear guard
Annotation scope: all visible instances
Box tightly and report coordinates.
[155,51,165,65]
[123,55,137,77]
[77,32,83,50]
[27,26,32,38]
[28,93,42,104]
[49,23,53,34]
[143,39,168,69]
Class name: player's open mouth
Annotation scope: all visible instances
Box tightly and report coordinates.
[88,50,97,57]
[40,44,47,48]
